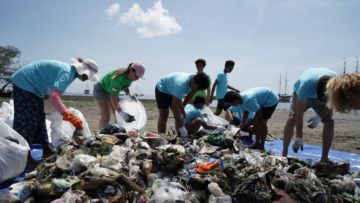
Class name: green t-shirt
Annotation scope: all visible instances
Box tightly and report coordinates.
[100,70,132,95]
[192,74,211,102]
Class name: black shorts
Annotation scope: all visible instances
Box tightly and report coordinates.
[261,103,278,119]
[155,86,173,109]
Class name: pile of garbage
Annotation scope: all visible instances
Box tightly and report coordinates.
[2,123,360,203]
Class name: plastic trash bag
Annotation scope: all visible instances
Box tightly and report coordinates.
[100,145,129,171]
[150,179,187,203]
[0,120,30,183]
[0,99,53,143]
[71,154,97,174]
[0,99,14,127]
[48,107,92,148]
[115,97,147,132]
[202,106,229,126]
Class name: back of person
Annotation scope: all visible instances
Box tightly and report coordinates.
[230,105,255,120]
[293,68,337,100]
[11,60,73,97]
[184,104,203,125]
[240,87,279,112]
[157,72,192,99]
[216,72,228,100]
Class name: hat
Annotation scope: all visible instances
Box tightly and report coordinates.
[131,63,145,79]
[71,58,100,82]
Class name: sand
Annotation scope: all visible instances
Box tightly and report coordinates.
[21,95,360,154]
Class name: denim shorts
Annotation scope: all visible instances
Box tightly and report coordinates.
[93,82,110,101]
[289,91,333,122]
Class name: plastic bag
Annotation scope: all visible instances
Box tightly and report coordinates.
[115,97,147,132]
[202,106,229,126]
[100,145,129,171]
[49,107,92,148]
[0,100,14,127]
[0,120,30,183]
[150,180,187,203]
[71,154,97,174]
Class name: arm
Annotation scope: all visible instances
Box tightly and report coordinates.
[228,85,240,93]
[210,80,218,103]
[183,91,196,106]
[224,109,234,122]
[123,87,130,95]
[171,97,184,130]
[295,99,306,138]
[110,95,121,112]
[206,82,211,105]
[202,122,217,130]
[49,89,67,114]
[240,110,249,128]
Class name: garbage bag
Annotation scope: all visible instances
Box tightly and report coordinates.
[202,106,229,126]
[0,120,30,183]
[49,107,92,148]
[115,97,147,132]
[0,99,53,144]
[0,99,14,127]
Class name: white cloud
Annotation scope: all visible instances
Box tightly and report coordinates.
[105,3,120,17]
[118,0,182,38]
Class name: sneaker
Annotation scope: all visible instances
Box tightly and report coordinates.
[292,137,304,153]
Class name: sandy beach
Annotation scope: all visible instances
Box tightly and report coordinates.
[29,95,359,154]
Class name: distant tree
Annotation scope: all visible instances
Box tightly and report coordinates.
[0,45,21,94]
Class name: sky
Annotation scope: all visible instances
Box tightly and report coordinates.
[1,0,359,97]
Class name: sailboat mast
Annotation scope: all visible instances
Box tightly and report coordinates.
[356,57,358,73]
[343,57,346,74]
[285,72,288,95]
[279,74,282,94]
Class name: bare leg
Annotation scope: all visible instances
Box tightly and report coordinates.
[258,119,268,150]
[185,118,202,135]
[282,117,295,157]
[158,108,169,134]
[321,119,334,162]
[97,99,111,130]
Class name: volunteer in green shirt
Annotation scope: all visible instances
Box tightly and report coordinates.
[192,59,211,105]
[93,63,145,129]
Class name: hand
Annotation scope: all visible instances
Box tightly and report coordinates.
[119,111,136,123]
[63,110,83,129]
[202,113,208,118]
[307,115,321,129]
[179,126,188,137]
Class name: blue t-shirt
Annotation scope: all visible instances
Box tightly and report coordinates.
[240,87,279,112]
[183,104,204,125]
[230,105,255,120]
[293,68,337,100]
[216,72,228,99]
[156,72,192,99]
[10,60,77,97]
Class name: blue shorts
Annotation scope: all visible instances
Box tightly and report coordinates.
[93,82,110,101]
[13,85,48,145]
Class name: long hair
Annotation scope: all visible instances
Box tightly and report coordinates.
[326,73,360,112]
[111,63,133,79]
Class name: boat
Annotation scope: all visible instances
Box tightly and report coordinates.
[278,72,291,103]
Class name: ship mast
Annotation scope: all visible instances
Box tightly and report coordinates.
[284,72,288,95]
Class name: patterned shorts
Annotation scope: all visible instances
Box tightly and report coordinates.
[12,85,48,145]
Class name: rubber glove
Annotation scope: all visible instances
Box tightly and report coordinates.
[63,110,83,129]
[194,160,220,173]
[307,115,321,129]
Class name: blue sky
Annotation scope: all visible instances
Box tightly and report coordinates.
[1,0,359,96]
